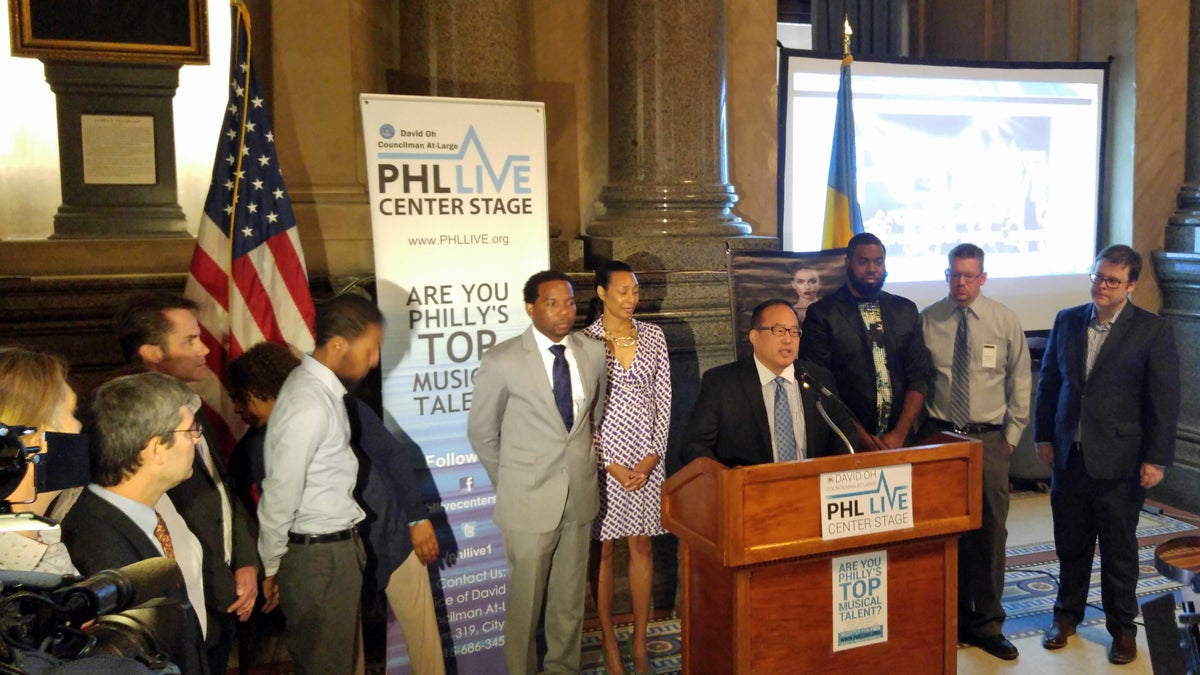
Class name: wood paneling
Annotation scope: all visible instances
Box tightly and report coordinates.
[910,0,1081,62]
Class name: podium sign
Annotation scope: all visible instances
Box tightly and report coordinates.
[832,550,888,651]
[820,464,913,540]
[663,434,982,674]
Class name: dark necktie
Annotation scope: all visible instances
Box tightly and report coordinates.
[154,512,176,560]
[550,344,574,430]
[774,377,798,461]
[950,307,971,429]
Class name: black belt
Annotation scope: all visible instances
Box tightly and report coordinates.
[929,418,1003,436]
[288,527,356,545]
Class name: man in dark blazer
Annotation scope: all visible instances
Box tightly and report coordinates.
[467,270,607,675]
[1035,244,1180,666]
[346,395,444,675]
[63,372,208,674]
[114,292,259,675]
[683,299,855,467]
[799,232,934,450]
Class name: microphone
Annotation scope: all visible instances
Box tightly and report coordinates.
[798,371,855,455]
[798,370,836,399]
[53,558,184,625]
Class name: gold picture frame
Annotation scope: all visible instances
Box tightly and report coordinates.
[8,0,209,65]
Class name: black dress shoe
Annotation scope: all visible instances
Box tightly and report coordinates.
[1042,620,1075,650]
[971,634,1019,661]
[1109,634,1137,665]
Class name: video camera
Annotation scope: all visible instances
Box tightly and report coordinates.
[1,423,202,673]
[0,422,89,532]
[0,559,201,673]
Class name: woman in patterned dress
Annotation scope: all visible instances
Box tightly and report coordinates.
[584,260,671,675]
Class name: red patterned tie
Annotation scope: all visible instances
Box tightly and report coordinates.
[154,512,176,560]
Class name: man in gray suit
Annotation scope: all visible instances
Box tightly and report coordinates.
[468,269,607,675]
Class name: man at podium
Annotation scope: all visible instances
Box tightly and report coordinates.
[682,299,854,467]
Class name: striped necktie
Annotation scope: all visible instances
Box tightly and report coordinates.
[950,307,971,429]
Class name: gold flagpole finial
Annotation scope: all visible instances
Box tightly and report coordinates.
[843,15,853,57]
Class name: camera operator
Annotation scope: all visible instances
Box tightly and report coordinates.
[60,372,209,667]
[0,347,82,575]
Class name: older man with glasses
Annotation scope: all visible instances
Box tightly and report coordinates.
[682,298,856,467]
[61,371,210,672]
[920,243,1030,661]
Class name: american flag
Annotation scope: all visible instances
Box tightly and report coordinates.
[185,0,316,451]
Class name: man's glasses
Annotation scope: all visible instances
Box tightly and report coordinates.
[945,270,982,282]
[171,423,202,441]
[754,325,802,338]
[1089,273,1127,289]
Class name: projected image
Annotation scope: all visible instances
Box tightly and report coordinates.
[859,114,1050,261]
[780,57,1104,287]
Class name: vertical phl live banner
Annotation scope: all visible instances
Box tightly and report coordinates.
[360,94,549,673]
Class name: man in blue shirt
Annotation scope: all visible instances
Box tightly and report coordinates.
[256,293,382,675]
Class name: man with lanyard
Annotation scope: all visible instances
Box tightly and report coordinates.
[920,243,1029,661]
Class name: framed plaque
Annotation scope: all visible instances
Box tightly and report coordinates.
[8,0,209,64]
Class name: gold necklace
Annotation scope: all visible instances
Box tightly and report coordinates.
[603,322,638,348]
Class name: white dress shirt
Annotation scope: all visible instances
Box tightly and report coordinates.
[87,485,208,637]
[257,355,365,576]
[532,329,586,424]
[752,356,807,460]
[188,394,233,565]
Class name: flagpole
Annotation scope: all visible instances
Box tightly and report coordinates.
[228,0,253,332]
[843,15,853,58]
[820,16,863,250]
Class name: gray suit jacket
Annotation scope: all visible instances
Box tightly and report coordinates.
[467,327,607,533]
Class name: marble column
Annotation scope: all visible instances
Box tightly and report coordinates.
[388,1,531,102]
[386,1,579,255]
[1150,0,1200,515]
[588,0,770,272]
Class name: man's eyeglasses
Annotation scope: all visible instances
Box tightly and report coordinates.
[945,270,982,282]
[171,423,202,441]
[1089,273,1127,289]
[754,325,802,338]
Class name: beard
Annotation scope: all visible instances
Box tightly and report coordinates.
[847,268,887,299]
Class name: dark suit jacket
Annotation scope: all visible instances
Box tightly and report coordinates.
[681,357,854,467]
[1034,302,1180,479]
[166,409,258,643]
[62,488,165,575]
[345,396,432,594]
[61,488,209,674]
[227,424,265,512]
[800,285,934,438]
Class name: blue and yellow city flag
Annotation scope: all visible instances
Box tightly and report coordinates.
[821,54,865,250]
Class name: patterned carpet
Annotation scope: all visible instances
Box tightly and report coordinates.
[578,504,1200,675]
[580,619,683,675]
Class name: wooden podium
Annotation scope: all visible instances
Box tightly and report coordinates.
[662,434,982,674]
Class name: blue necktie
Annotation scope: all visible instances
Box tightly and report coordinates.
[774,376,798,461]
[550,344,574,431]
